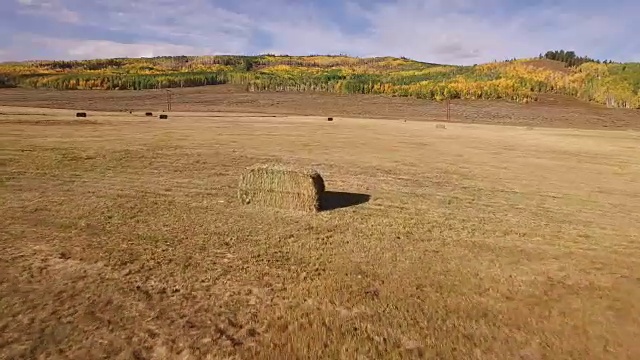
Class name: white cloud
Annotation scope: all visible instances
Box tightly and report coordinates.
[2,0,639,63]
[9,35,221,60]
[48,40,211,59]
[221,0,639,64]
[88,0,254,54]
[16,0,79,23]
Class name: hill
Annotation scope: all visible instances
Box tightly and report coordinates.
[1,54,639,109]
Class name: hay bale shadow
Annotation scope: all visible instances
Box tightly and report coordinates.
[321,191,370,211]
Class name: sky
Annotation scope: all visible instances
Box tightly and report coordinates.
[1,0,638,65]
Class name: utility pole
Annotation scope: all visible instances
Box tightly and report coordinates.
[166,89,173,112]
[445,98,451,122]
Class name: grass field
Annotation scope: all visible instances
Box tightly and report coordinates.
[1,85,640,130]
[1,99,640,359]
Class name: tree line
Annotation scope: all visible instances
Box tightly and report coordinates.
[1,54,638,108]
[540,50,613,67]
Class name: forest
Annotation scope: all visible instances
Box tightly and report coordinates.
[540,50,608,67]
[1,51,639,108]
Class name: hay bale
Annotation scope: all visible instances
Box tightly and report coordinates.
[159,114,168,120]
[76,112,87,118]
[145,112,153,116]
[435,124,446,129]
[238,164,325,212]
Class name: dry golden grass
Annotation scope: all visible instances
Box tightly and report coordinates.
[1,105,640,359]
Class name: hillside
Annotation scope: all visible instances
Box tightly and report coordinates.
[1,54,639,109]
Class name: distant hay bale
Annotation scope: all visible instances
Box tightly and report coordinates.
[159,114,168,120]
[238,164,325,212]
[76,112,87,118]
[145,112,153,116]
[435,124,446,129]
[327,117,334,121]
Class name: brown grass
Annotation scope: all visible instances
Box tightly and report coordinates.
[238,164,325,212]
[1,104,640,359]
[1,85,640,130]
[520,59,572,74]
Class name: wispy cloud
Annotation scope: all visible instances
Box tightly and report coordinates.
[15,0,80,24]
[1,0,638,64]
[19,35,216,59]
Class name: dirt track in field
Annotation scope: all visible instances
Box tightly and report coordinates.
[1,85,639,130]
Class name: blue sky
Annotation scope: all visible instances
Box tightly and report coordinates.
[1,0,638,64]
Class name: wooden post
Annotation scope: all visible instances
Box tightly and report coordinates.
[445,98,451,122]
[166,90,172,112]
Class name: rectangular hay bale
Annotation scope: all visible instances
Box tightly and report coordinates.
[238,164,325,212]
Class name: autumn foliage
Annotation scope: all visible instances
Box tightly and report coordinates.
[0,54,638,108]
